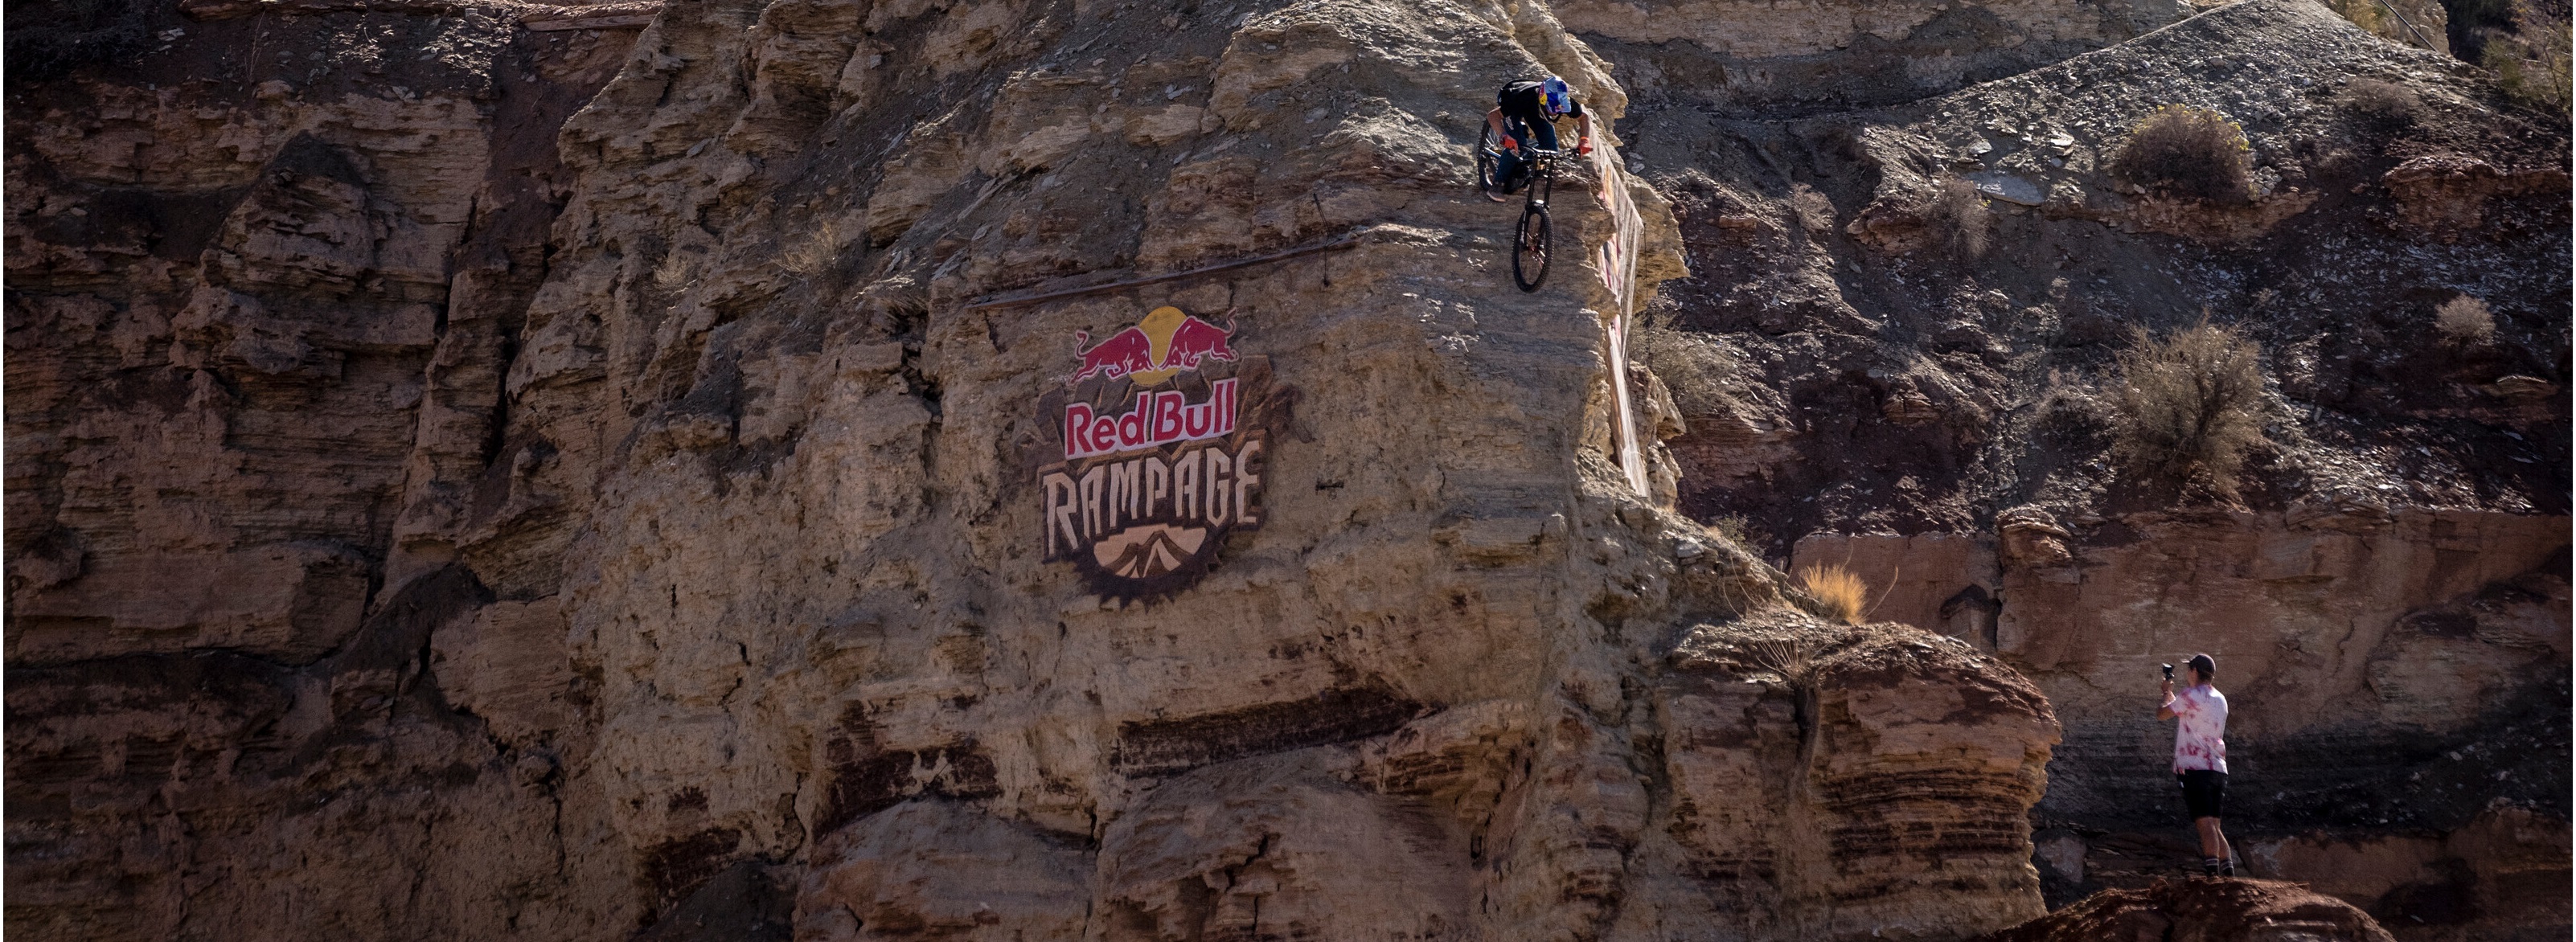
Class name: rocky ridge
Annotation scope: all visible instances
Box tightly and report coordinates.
[8,0,2077,940]
[3,0,2559,940]
[1609,0,2567,938]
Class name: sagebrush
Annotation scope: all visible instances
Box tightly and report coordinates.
[2486,0,2574,110]
[1797,564,1870,626]
[2107,319,2269,494]
[1710,514,1774,558]
[1922,176,1991,259]
[2339,78,2423,133]
[2325,0,2428,46]
[2108,105,2253,203]
[777,222,845,276]
[1633,326,1745,418]
[2435,295,2497,344]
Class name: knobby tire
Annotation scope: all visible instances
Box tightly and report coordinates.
[1513,165,1553,293]
[1474,125,1502,199]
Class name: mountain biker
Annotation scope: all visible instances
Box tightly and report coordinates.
[1484,76,1594,200]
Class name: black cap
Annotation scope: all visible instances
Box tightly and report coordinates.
[2185,653,2217,678]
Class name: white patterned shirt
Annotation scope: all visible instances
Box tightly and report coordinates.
[2166,685,2229,774]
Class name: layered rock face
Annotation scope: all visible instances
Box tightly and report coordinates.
[7,6,643,939]
[7,1,2069,942]
[1610,0,2566,938]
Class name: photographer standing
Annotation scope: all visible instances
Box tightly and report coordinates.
[2158,653,2233,876]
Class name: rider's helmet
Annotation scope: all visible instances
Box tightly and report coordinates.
[1540,76,1573,116]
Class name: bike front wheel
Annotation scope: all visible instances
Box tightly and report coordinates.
[1475,125,1503,199]
[1512,202,1552,292]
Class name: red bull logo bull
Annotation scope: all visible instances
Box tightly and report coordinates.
[1071,305,1239,385]
[1032,305,1286,604]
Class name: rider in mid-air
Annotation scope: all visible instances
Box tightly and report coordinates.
[1483,76,1594,200]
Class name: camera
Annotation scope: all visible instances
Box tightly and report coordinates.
[2160,663,2175,680]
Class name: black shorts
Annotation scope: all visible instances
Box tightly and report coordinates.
[2178,769,2226,819]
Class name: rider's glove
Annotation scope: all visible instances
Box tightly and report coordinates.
[1575,137,1594,156]
[1500,137,1519,152]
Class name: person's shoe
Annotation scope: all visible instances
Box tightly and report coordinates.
[2202,858,2222,876]
[2221,860,2236,877]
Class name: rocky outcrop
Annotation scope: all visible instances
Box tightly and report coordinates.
[1639,615,2061,940]
[9,0,2563,938]
[1618,0,2566,937]
[5,5,650,940]
[1973,877,2397,942]
[5,0,2076,938]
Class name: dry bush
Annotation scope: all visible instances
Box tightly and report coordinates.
[1922,176,1991,259]
[1790,185,1838,236]
[777,221,844,276]
[2339,78,2424,133]
[1797,563,1870,626]
[1634,326,1745,418]
[2487,0,2574,111]
[1742,635,1815,686]
[2327,0,2414,43]
[2107,105,2253,203]
[2106,318,2269,493]
[2037,372,2113,443]
[651,253,695,293]
[2435,295,2497,345]
[1710,513,1774,557]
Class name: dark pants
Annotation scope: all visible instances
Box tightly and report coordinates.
[2179,769,2226,819]
[1496,117,1560,194]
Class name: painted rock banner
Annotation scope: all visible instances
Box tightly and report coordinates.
[1032,305,1293,602]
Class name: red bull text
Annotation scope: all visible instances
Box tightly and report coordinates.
[1061,379,1238,460]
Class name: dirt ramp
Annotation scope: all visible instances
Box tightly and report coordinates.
[1976,879,2396,942]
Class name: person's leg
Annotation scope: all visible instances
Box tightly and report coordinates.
[1530,117,1560,153]
[2207,773,2231,874]
[2183,772,2227,874]
[1498,121,1531,191]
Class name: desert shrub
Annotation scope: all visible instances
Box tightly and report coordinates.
[652,253,695,293]
[2106,319,2269,493]
[2339,78,2424,133]
[777,221,844,276]
[1790,185,1837,236]
[1797,563,1870,625]
[1633,326,1744,418]
[1742,635,1815,686]
[1710,513,1774,557]
[2107,105,2253,203]
[1922,176,1991,259]
[2434,295,2497,344]
[2485,0,2574,111]
[2324,0,2426,45]
[2037,372,2113,443]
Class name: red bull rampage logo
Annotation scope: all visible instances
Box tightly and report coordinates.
[1032,305,1290,602]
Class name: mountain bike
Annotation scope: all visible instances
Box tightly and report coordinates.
[1475,124,1555,293]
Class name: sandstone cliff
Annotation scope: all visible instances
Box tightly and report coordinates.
[6,0,2078,939]
[6,0,2558,938]
[1614,0,2567,938]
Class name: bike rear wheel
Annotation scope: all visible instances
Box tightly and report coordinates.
[1512,201,1552,292]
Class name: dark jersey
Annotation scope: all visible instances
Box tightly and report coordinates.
[1497,80,1583,127]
